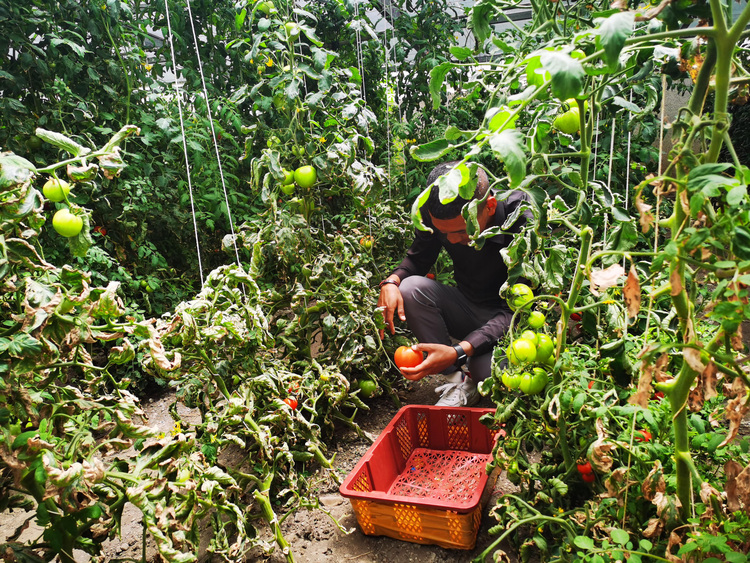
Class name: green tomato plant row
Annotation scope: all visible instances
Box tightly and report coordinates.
[420,0,750,560]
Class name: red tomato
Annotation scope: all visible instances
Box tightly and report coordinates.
[582,471,596,483]
[653,391,665,401]
[635,429,652,442]
[283,397,298,410]
[426,273,436,280]
[576,461,593,475]
[394,346,422,369]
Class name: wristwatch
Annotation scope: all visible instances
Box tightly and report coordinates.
[379,279,400,289]
[453,344,468,367]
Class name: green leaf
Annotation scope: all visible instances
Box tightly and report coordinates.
[540,51,584,100]
[726,183,747,206]
[435,167,463,204]
[410,186,433,232]
[410,139,452,162]
[36,128,90,157]
[429,62,456,109]
[0,153,36,191]
[489,130,527,188]
[469,0,494,45]
[574,535,596,550]
[596,12,636,69]
[733,226,750,261]
[610,528,630,545]
[450,46,473,61]
[235,8,246,31]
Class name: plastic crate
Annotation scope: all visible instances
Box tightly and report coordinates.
[339,405,498,550]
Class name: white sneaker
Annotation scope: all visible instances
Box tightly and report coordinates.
[434,371,481,407]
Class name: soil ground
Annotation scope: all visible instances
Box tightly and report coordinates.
[0,374,517,563]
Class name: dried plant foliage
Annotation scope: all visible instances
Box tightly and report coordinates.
[719,378,750,447]
[623,266,641,319]
[629,352,669,408]
[589,264,625,296]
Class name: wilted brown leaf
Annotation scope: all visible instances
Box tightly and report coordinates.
[719,385,750,448]
[666,531,684,562]
[736,463,750,513]
[683,346,706,373]
[670,268,682,296]
[643,461,666,501]
[601,467,629,502]
[589,264,625,296]
[635,192,654,233]
[631,353,670,407]
[590,419,615,472]
[679,189,691,215]
[688,383,705,413]
[726,460,744,512]
[703,361,719,401]
[642,517,663,539]
[623,266,641,319]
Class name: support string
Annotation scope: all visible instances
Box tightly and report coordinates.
[163,0,205,286]
[184,0,244,276]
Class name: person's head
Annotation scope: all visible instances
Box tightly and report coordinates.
[426,161,496,245]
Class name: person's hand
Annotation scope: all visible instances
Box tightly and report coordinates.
[377,282,405,339]
[399,343,460,381]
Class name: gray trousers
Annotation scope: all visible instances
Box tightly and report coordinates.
[399,276,509,382]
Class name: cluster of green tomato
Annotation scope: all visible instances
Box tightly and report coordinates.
[502,283,554,396]
[279,165,317,195]
[42,178,84,238]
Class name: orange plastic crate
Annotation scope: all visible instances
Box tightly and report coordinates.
[339,405,498,550]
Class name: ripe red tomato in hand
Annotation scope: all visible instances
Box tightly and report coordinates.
[394,346,422,369]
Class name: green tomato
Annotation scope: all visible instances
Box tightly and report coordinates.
[52,208,83,237]
[535,334,555,364]
[294,165,317,188]
[508,283,534,311]
[281,169,294,184]
[553,109,580,135]
[257,1,275,14]
[42,178,71,202]
[501,370,523,390]
[508,338,537,365]
[520,367,548,395]
[284,22,300,37]
[528,310,546,329]
[359,380,377,398]
[520,330,539,346]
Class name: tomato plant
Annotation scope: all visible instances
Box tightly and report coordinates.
[394,345,422,369]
